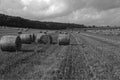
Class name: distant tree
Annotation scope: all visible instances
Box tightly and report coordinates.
[92,25,96,28]
[106,25,110,27]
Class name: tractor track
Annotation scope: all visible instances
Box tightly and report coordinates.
[49,34,95,80]
[71,33,96,80]
[41,45,68,80]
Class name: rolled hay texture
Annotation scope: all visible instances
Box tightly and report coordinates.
[20,34,32,44]
[58,33,70,45]
[35,33,52,44]
[35,33,45,43]
[0,35,21,51]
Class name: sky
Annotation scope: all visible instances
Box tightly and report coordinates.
[0,0,120,26]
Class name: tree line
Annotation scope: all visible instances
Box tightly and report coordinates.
[0,14,87,30]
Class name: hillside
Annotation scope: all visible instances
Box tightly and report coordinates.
[0,14,86,30]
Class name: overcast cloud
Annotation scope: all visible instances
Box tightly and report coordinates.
[0,0,120,26]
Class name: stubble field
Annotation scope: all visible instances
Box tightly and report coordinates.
[0,27,120,80]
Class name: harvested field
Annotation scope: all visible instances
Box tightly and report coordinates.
[86,29,120,41]
[1,27,120,80]
[72,32,120,80]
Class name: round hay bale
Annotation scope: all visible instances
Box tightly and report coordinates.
[64,32,68,34]
[18,30,22,34]
[35,33,52,44]
[59,31,62,34]
[35,33,45,43]
[58,34,70,45]
[24,28,29,32]
[20,34,32,44]
[0,35,21,51]
[40,35,51,44]
[44,31,47,34]
[40,31,43,33]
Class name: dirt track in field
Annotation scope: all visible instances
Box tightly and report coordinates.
[1,30,120,80]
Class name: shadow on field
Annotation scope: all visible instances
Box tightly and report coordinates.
[21,49,34,52]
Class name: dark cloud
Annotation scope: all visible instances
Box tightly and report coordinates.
[87,0,120,11]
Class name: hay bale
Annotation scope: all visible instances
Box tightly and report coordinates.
[44,31,47,34]
[35,33,52,44]
[0,35,21,51]
[18,30,22,34]
[18,29,23,34]
[20,34,32,44]
[35,33,45,43]
[24,28,29,32]
[40,31,43,33]
[64,32,68,34]
[40,35,51,44]
[58,33,70,45]
[59,31,62,34]
[49,34,57,44]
